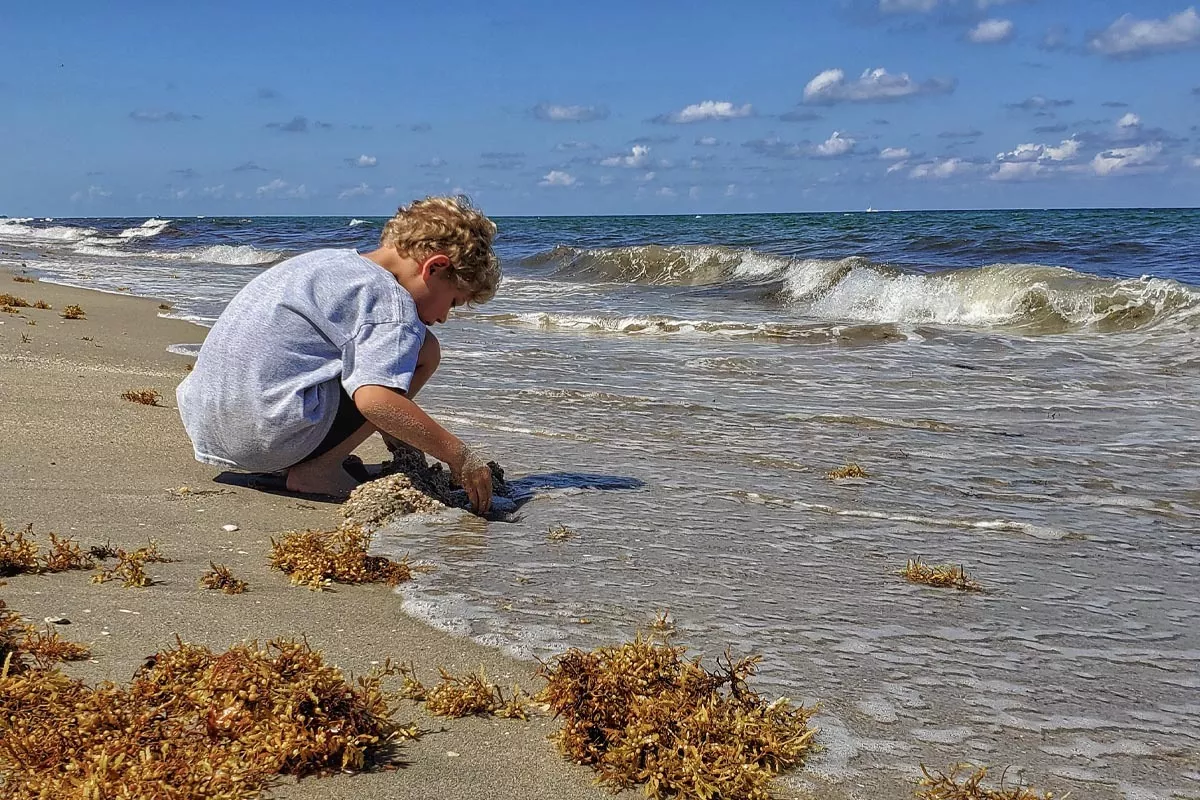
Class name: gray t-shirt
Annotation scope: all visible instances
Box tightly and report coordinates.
[177,248,427,472]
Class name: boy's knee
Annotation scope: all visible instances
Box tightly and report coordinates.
[419,331,441,370]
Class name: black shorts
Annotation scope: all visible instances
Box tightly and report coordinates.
[296,385,367,465]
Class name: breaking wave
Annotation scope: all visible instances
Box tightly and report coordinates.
[522,244,1200,333]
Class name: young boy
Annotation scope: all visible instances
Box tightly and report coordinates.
[176,196,498,514]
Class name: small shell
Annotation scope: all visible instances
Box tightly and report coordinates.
[222,524,239,532]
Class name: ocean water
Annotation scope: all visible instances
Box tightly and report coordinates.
[3,210,1198,799]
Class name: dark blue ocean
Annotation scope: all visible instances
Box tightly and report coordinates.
[2,210,1198,799]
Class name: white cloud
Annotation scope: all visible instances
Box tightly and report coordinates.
[656,100,753,124]
[909,158,972,179]
[338,182,372,200]
[968,18,1014,43]
[350,154,377,168]
[539,170,577,187]
[886,160,909,174]
[599,175,615,186]
[656,186,677,197]
[70,184,111,202]
[803,67,953,104]
[1117,112,1142,129]
[383,186,396,196]
[814,131,856,157]
[201,184,225,198]
[880,147,911,160]
[996,137,1080,164]
[554,140,596,151]
[689,186,702,199]
[638,171,657,184]
[1189,155,1200,168]
[256,179,312,199]
[1088,7,1200,57]
[1042,138,1081,161]
[1091,143,1164,175]
[532,103,608,122]
[695,136,720,146]
[990,161,1045,181]
[600,145,652,168]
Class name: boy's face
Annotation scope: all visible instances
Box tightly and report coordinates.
[416,256,471,326]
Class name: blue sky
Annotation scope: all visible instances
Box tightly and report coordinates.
[2,0,1198,216]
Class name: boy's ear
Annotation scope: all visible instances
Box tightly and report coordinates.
[420,254,451,279]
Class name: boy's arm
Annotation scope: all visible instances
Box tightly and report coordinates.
[352,384,493,514]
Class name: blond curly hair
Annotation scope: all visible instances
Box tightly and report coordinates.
[380,196,501,304]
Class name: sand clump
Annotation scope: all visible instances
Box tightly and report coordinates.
[341,444,513,530]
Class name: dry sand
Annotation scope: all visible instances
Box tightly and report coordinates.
[0,273,846,800]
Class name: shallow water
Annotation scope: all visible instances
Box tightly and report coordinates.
[3,210,1198,798]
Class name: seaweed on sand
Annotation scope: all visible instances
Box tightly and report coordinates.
[12,276,35,284]
[538,634,817,800]
[397,664,529,720]
[0,293,30,307]
[42,532,95,572]
[200,563,248,594]
[121,388,163,406]
[60,304,85,319]
[269,525,411,590]
[0,637,415,799]
[1,601,90,675]
[900,557,983,592]
[32,300,50,310]
[91,548,153,588]
[916,763,1059,800]
[0,522,40,577]
[19,626,91,667]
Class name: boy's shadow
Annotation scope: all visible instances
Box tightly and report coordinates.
[213,469,645,523]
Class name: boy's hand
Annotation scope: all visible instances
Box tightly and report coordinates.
[453,444,493,515]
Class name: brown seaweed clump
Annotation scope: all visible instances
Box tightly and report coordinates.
[12,276,36,284]
[269,525,411,590]
[42,531,95,572]
[0,637,415,799]
[60,303,85,319]
[121,388,163,406]
[200,563,248,594]
[92,548,154,588]
[1,601,91,675]
[901,558,983,592]
[0,293,30,307]
[826,462,869,479]
[0,522,40,577]
[916,764,1058,800]
[539,635,817,800]
[398,664,529,720]
[32,300,51,310]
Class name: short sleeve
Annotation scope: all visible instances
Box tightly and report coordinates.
[340,321,425,397]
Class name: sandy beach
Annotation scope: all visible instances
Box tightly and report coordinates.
[0,272,639,800]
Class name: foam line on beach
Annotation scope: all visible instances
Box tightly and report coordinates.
[729,490,1075,539]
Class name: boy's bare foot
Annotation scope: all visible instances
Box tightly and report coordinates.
[284,464,361,497]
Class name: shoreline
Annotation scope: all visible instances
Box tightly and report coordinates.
[0,270,859,800]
